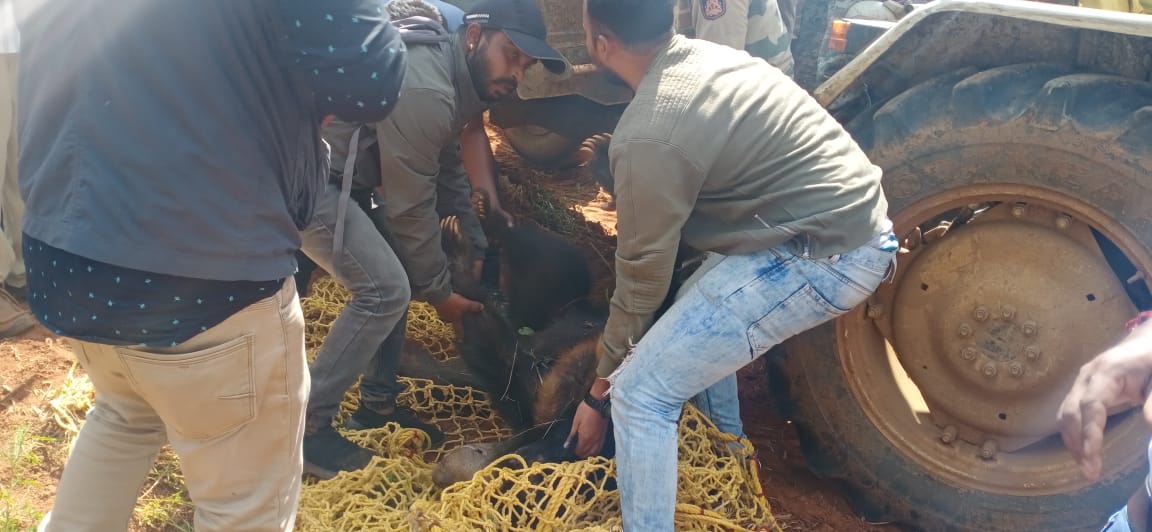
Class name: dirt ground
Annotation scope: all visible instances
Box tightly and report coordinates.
[0,126,894,531]
[0,328,75,529]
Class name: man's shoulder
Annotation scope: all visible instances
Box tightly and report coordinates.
[400,43,454,95]
[644,36,754,89]
[609,125,700,174]
[656,36,786,105]
[674,34,765,66]
[425,0,465,27]
[621,38,739,138]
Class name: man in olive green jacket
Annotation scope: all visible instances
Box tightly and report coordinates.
[299,0,569,479]
[588,0,796,212]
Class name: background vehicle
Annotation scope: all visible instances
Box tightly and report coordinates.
[453,0,1152,529]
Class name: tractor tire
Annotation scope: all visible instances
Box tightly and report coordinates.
[772,63,1152,531]
[500,125,582,168]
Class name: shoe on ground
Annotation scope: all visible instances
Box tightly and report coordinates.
[345,403,445,445]
[5,283,26,302]
[0,289,35,338]
[302,425,378,480]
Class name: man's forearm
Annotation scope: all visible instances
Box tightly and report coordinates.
[460,119,501,206]
[596,251,679,377]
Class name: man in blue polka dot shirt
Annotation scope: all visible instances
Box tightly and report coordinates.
[18,1,409,530]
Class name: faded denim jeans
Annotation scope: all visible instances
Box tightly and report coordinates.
[300,183,411,431]
[1099,437,1152,532]
[609,226,898,531]
[1104,507,1133,532]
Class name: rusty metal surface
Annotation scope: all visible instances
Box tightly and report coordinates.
[871,202,1135,454]
[837,187,1152,498]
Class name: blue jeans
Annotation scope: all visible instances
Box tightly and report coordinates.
[1100,437,1152,532]
[609,228,898,531]
[1103,507,1132,532]
[300,183,412,431]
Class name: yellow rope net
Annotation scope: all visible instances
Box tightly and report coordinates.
[47,276,781,531]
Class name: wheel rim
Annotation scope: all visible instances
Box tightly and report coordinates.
[839,183,1152,496]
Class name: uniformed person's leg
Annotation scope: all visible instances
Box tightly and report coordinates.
[0,53,31,337]
[0,53,23,291]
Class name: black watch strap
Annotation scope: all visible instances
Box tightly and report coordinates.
[583,393,611,417]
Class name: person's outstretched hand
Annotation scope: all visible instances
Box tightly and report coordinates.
[1058,320,1152,480]
[434,292,483,338]
[567,365,611,459]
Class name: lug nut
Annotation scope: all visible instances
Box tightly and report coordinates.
[961,347,978,361]
[973,306,989,322]
[1025,345,1041,360]
[982,363,998,377]
[1009,363,1024,377]
[941,425,958,444]
[1001,305,1016,320]
[1021,321,1037,337]
[1011,204,1028,218]
[980,440,998,460]
[958,323,972,337]
[1056,214,1072,230]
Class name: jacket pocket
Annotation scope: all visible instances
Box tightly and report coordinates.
[117,335,256,441]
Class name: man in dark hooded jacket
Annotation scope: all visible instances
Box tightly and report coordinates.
[18,1,407,530]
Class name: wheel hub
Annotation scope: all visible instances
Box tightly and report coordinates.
[872,202,1136,452]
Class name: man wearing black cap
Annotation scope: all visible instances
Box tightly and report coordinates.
[300,0,569,479]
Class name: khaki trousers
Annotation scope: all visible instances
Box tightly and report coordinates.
[40,277,309,532]
[0,54,24,288]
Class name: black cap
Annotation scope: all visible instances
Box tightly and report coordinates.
[463,0,571,76]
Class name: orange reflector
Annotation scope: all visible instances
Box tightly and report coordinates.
[828,19,850,52]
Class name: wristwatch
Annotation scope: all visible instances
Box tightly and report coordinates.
[583,393,611,418]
